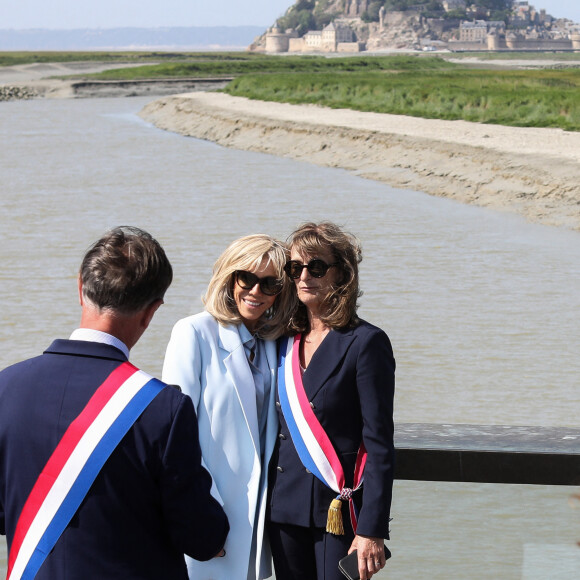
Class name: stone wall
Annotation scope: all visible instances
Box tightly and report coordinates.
[265,32,290,53]
[505,37,572,50]
[288,37,305,52]
[447,40,487,51]
[0,86,37,101]
[337,41,365,52]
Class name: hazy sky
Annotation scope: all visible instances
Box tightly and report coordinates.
[0,1,578,29]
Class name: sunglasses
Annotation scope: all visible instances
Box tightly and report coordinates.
[284,259,339,280]
[234,270,284,296]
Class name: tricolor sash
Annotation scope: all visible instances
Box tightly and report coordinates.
[278,335,366,535]
[7,362,166,580]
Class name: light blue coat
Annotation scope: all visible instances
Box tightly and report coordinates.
[162,311,278,580]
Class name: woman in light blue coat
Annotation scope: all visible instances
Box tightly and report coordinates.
[162,234,295,580]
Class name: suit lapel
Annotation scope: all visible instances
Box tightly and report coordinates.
[219,324,260,455]
[302,328,357,400]
[262,339,279,462]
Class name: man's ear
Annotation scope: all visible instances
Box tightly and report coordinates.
[78,277,84,306]
[141,298,164,330]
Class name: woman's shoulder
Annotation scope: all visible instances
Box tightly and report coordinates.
[350,318,386,337]
[348,318,393,349]
[173,311,247,343]
[172,311,218,334]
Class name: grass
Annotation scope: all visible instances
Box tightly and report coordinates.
[223,62,580,131]
[79,54,456,79]
[0,50,263,67]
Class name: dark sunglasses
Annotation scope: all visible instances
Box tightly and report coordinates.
[234,270,284,296]
[284,259,339,280]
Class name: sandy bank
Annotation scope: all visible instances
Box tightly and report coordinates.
[0,62,231,99]
[140,92,580,231]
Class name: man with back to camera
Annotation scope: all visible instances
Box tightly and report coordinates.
[0,226,229,579]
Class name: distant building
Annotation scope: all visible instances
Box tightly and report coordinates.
[458,19,506,42]
[459,20,488,41]
[321,21,354,51]
[265,26,298,52]
[514,1,531,14]
[261,0,577,54]
[304,30,323,50]
[442,0,466,12]
[266,20,360,53]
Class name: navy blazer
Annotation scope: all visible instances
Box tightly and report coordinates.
[268,319,395,539]
[0,339,229,580]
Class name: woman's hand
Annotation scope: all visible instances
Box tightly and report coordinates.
[349,534,386,580]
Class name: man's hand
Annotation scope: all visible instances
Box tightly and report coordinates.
[348,535,386,580]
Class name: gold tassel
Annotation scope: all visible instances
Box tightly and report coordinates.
[326,498,345,535]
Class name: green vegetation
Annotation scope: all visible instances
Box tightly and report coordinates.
[3,50,580,131]
[276,0,344,35]
[223,57,580,131]
[0,51,256,68]
[78,53,455,79]
[0,52,157,67]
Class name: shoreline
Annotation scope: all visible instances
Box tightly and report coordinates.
[3,59,580,231]
[0,78,232,100]
[0,62,232,99]
[140,92,580,232]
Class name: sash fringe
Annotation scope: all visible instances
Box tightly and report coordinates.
[326,498,345,535]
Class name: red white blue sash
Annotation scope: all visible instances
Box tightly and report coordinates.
[7,362,166,580]
[278,335,366,534]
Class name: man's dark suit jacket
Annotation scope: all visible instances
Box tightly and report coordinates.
[0,339,229,579]
[269,319,395,539]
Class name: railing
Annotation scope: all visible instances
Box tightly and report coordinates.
[395,423,580,486]
[382,423,580,579]
[2,424,579,579]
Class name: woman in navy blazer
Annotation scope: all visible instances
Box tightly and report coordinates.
[268,222,395,580]
[163,234,295,580]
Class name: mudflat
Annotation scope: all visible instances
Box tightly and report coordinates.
[140,91,580,231]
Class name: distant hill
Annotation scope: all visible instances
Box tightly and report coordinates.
[252,0,577,52]
[0,27,265,51]
[273,0,515,34]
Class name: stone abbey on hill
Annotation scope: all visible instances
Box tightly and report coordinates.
[250,0,580,53]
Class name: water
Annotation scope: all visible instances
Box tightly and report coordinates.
[1,96,579,578]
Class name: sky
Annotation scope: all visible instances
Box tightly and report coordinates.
[0,1,578,30]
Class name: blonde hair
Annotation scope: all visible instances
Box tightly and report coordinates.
[287,222,362,333]
[204,234,296,340]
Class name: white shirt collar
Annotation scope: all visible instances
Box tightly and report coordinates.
[69,328,130,360]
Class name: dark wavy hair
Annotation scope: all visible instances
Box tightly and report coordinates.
[79,226,173,314]
[286,221,362,333]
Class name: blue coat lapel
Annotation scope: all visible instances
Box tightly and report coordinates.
[218,324,260,455]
